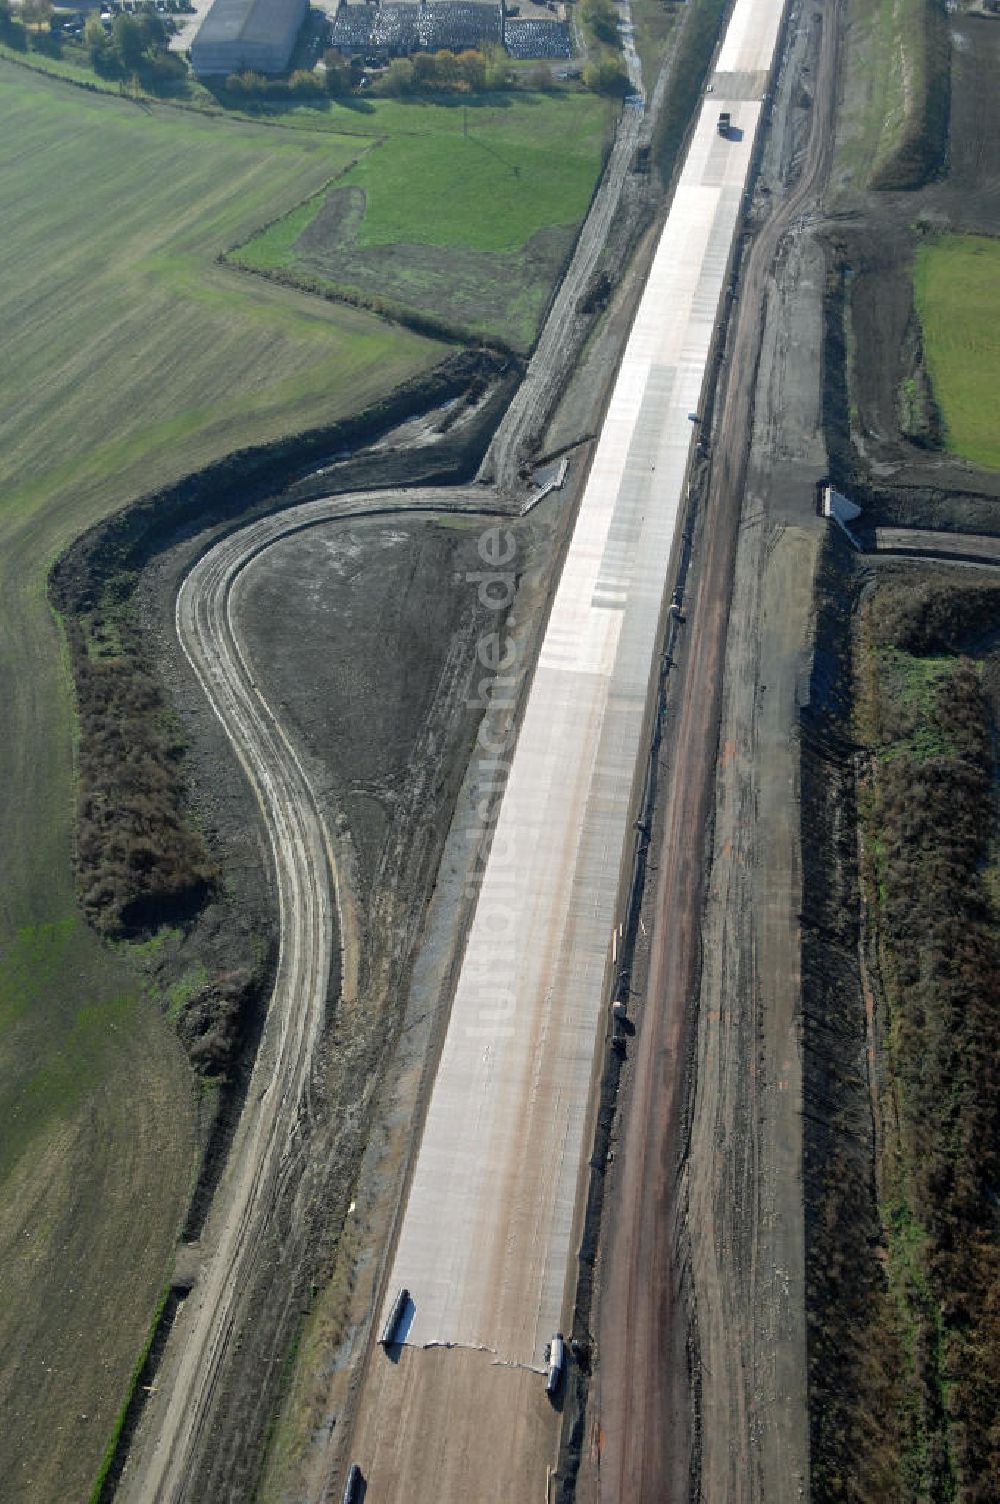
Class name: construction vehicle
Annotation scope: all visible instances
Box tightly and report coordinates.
[546,1333,565,1397]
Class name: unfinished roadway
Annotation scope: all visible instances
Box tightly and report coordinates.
[345,0,788,1497]
[117,492,511,1504]
[592,1,841,1498]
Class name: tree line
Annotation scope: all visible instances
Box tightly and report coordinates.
[84,9,187,88]
[225,41,627,101]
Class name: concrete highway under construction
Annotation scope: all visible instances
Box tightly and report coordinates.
[344,0,787,1495]
[113,0,802,1495]
[15,0,999,1486]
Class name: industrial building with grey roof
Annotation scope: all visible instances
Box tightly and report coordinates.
[190,0,308,75]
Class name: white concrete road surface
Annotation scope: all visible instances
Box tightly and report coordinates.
[382,0,785,1379]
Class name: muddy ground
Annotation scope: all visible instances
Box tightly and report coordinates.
[577,1,836,1498]
[117,373,595,1502]
[791,7,1000,1499]
[576,5,1000,1503]
[118,414,568,1500]
[253,475,579,1501]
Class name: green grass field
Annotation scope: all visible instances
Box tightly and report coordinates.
[0,60,445,1503]
[836,0,948,190]
[232,92,611,349]
[914,234,1000,471]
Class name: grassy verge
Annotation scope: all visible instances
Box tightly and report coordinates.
[913,234,1000,471]
[229,91,612,351]
[853,573,1000,1499]
[88,1284,173,1504]
[838,0,949,190]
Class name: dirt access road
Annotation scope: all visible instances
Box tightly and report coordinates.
[482,89,643,493]
[591,1,842,1499]
[117,490,506,1504]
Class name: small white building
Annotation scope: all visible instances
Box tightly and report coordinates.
[190,0,308,75]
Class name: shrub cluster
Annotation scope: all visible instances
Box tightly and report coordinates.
[224,46,509,101]
[373,42,507,93]
[1,0,60,53]
[175,970,254,1074]
[85,9,187,89]
[578,0,618,46]
[581,48,628,96]
[858,582,1000,1499]
[868,576,1000,657]
[67,598,218,938]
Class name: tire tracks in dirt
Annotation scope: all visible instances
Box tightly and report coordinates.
[117,24,712,1490]
[591,4,843,1499]
[118,491,512,1503]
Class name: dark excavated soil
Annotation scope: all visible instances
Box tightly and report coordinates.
[236,512,518,971]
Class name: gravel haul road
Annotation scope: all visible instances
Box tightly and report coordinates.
[118,491,495,1503]
[593,1,842,1498]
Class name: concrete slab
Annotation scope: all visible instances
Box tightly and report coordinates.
[385,89,767,1370]
[715,0,785,75]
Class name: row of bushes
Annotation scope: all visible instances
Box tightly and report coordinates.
[65,598,219,938]
[223,48,512,101]
[224,48,627,102]
[854,575,1000,1499]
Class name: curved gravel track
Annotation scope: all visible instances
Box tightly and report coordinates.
[121,490,498,1503]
